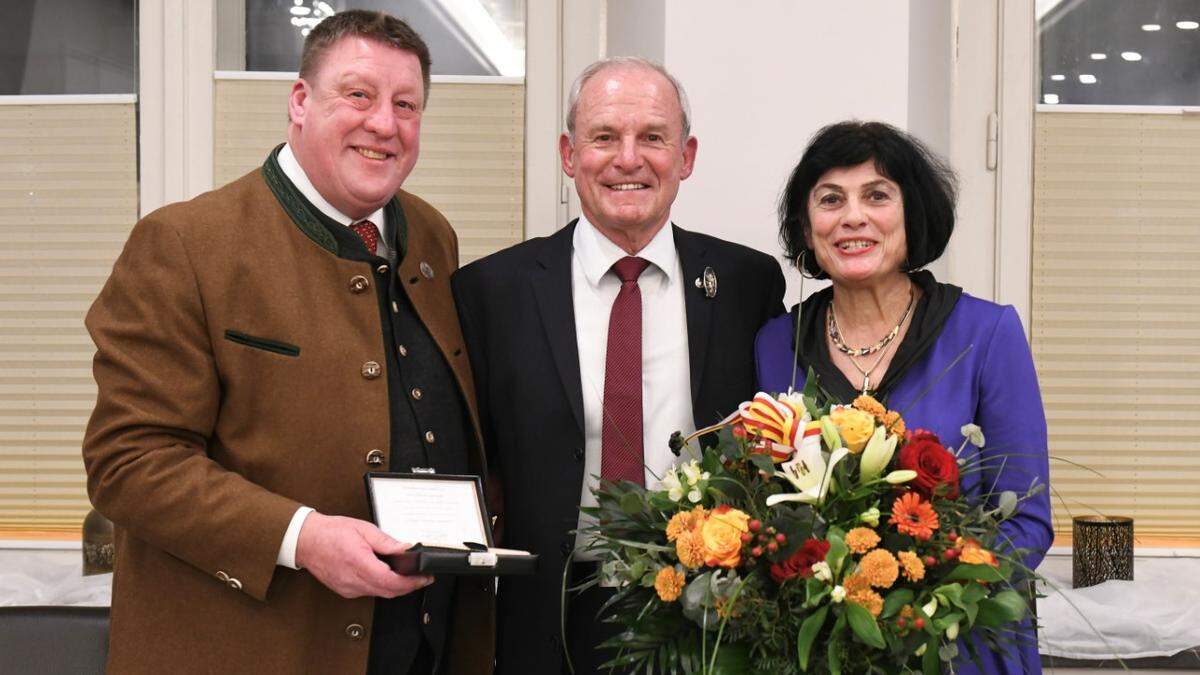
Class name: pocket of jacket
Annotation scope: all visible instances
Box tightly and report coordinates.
[223,330,301,357]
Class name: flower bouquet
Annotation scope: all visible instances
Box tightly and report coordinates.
[577,376,1041,674]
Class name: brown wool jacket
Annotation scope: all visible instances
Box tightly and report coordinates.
[83,168,494,674]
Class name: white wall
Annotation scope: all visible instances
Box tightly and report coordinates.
[661,0,913,306]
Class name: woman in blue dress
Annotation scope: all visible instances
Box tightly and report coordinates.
[755,121,1052,674]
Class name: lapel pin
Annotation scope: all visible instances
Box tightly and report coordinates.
[697,266,717,298]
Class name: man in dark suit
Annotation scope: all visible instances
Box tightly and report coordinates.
[452,57,785,674]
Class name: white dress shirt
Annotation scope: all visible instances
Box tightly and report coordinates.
[272,143,391,569]
[573,216,695,553]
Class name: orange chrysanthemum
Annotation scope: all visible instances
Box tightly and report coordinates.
[675,530,706,569]
[882,410,906,437]
[897,550,926,582]
[890,492,939,540]
[958,538,999,567]
[859,549,900,588]
[845,527,881,554]
[654,567,686,602]
[666,507,707,542]
[852,395,887,418]
[842,572,872,595]
[847,588,885,617]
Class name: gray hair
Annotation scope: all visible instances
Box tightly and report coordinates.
[564,57,692,142]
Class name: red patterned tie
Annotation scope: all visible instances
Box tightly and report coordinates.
[601,256,651,485]
[350,220,378,255]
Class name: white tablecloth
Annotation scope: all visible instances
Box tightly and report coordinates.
[1037,553,1200,659]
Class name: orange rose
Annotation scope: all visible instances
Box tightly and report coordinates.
[700,505,750,568]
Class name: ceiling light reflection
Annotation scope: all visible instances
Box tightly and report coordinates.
[1051,74,1066,81]
[1079,74,1097,84]
[1142,23,1162,31]
[1090,53,1107,60]
[1043,94,1060,104]
[1177,21,1199,30]
[1121,51,1143,61]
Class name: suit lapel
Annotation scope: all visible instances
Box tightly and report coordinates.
[673,225,715,420]
[533,221,585,435]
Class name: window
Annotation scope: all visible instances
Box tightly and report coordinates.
[1039,0,1200,106]
[0,0,136,95]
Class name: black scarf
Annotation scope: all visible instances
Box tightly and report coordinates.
[790,270,962,404]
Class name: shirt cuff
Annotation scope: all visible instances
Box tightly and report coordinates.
[276,506,315,570]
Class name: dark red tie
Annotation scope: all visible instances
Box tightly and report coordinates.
[350,220,378,255]
[601,256,651,485]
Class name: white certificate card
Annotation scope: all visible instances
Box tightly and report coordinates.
[369,475,489,548]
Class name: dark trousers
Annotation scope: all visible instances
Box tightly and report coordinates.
[564,564,624,675]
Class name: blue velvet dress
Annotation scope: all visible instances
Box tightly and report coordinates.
[755,280,1052,675]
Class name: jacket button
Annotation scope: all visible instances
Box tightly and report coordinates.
[361,361,381,379]
[227,577,242,591]
[365,449,385,466]
[349,275,370,293]
[345,623,365,640]
[420,261,435,279]
[422,612,432,625]
[215,570,229,582]
[559,541,571,556]
[410,387,423,400]
[573,447,584,460]
[376,264,390,275]
[397,344,408,357]
[424,430,436,444]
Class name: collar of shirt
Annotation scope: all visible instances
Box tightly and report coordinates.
[572,214,678,290]
[277,143,387,250]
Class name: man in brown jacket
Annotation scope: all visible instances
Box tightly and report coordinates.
[83,11,492,674]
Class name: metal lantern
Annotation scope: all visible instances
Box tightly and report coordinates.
[1072,515,1133,589]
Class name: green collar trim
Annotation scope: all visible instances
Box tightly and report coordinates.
[261,144,409,261]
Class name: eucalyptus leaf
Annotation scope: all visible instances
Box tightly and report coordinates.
[997,490,1018,519]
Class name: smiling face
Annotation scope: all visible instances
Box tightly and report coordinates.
[805,160,908,286]
[287,36,423,219]
[560,66,697,249]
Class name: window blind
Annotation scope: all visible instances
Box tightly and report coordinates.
[1033,111,1200,540]
[0,102,137,533]
[215,78,525,263]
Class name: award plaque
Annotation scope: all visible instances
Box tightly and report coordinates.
[365,472,536,576]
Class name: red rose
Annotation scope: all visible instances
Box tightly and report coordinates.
[897,433,959,499]
[770,538,830,584]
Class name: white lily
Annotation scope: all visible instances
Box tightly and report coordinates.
[859,425,899,481]
[884,469,918,484]
[960,423,985,448]
[859,507,881,527]
[811,561,832,582]
[660,470,685,502]
[680,460,709,486]
[922,598,938,618]
[765,433,850,506]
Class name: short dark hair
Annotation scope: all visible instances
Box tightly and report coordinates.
[779,121,957,278]
[299,10,432,106]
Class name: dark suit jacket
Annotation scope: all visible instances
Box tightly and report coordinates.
[451,220,785,674]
